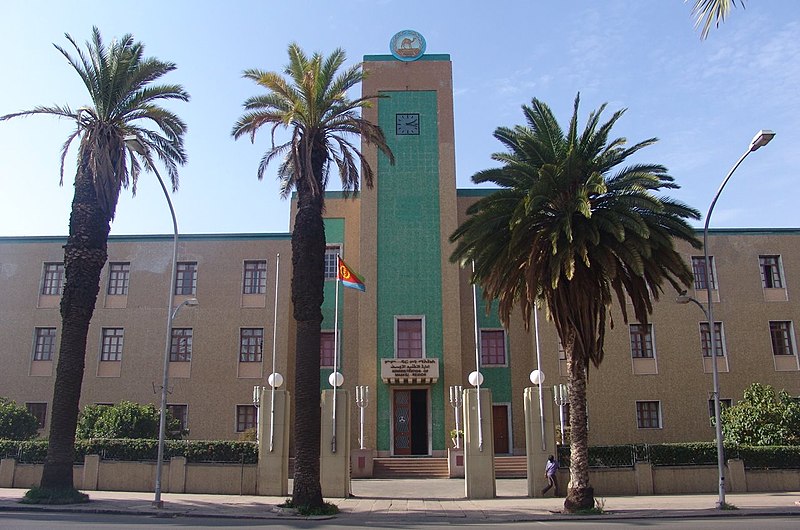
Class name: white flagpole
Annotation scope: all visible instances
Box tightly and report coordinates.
[331,255,341,453]
[471,260,483,452]
[534,306,546,451]
[269,253,280,452]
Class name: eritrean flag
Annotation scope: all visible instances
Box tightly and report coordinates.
[337,257,366,292]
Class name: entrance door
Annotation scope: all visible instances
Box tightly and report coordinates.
[393,389,428,455]
[493,404,510,454]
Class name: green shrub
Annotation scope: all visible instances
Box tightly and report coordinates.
[0,398,40,441]
[76,402,182,440]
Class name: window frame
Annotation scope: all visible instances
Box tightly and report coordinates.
[320,330,336,368]
[242,260,267,295]
[759,255,784,289]
[41,262,65,295]
[699,321,726,358]
[236,404,257,433]
[691,256,717,291]
[25,402,47,429]
[395,316,425,359]
[707,398,732,426]
[629,323,655,359]
[167,404,189,433]
[480,328,507,366]
[769,321,795,356]
[636,400,662,429]
[324,245,341,281]
[33,327,56,361]
[239,328,264,363]
[170,328,193,362]
[175,261,198,295]
[100,327,124,362]
[107,262,131,295]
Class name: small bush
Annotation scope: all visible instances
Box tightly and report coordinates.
[0,398,40,441]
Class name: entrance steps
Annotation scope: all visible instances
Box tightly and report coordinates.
[495,455,528,478]
[373,457,450,478]
[371,455,528,479]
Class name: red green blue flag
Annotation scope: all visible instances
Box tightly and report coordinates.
[337,257,366,292]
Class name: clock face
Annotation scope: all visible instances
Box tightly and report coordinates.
[396,113,420,135]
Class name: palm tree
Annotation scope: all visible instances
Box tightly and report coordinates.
[232,43,393,509]
[450,94,701,512]
[1,27,188,494]
[689,0,744,39]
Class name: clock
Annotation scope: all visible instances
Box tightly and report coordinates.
[396,113,420,135]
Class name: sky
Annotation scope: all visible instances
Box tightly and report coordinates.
[0,1,797,238]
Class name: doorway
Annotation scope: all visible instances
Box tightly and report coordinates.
[493,404,510,454]
[393,389,429,455]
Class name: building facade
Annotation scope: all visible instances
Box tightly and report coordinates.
[1,42,798,457]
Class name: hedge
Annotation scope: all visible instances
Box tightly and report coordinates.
[0,439,257,464]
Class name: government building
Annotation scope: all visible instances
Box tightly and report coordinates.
[1,35,798,459]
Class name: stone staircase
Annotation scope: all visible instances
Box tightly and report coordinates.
[495,455,527,478]
[373,457,450,478]
[371,455,528,479]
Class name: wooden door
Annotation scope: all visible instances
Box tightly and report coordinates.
[493,404,509,454]
[393,390,412,455]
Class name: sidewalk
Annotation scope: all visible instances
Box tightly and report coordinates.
[1,480,799,523]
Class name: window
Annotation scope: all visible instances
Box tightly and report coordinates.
[480,330,506,365]
[699,322,725,357]
[770,321,795,356]
[25,403,47,429]
[396,318,423,358]
[636,401,662,429]
[107,262,130,295]
[320,331,335,368]
[236,405,257,432]
[167,404,188,433]
[759,255,784,288]
[557,339,566,360]
[708,398,732,425]
[175,262,197,295]
[629,324,654,358]
[100,328,124,361]
[242,260,267,294]
[239,328,263,362]
[41,263,65,295]
[170,328,193,362]
[691,256,717,290]
[33,327,56,361]
[324,245,341,280]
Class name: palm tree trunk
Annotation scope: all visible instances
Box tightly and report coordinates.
[41,161,110,490]
[563,350,594,512]
[289,143,327,509]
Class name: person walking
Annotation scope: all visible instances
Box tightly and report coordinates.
[541,455,559,496]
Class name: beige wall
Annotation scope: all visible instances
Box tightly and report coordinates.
[0,235,292,441]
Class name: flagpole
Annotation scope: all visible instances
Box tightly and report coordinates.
[331,255,341,454]
[471,260,483,452]
[269,253,280,452]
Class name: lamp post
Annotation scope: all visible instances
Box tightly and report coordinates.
[124,135,197,508]
[685,129,775,509]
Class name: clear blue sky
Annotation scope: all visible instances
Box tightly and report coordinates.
[0,1,797,237]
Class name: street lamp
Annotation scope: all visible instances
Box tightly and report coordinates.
[124,135,195,508]
[686,129,775,509]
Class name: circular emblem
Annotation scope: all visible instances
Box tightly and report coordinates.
[339,264,351,280]
[390,30,426,62]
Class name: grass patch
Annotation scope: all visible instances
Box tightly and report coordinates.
[21,487,89,505]
[280,498,339,516]
[720,502,739,510]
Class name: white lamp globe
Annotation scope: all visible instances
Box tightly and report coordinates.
[329,371,344,388]
[530,369,545,385]
[468,370,484,387]
[267,372,284,388]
